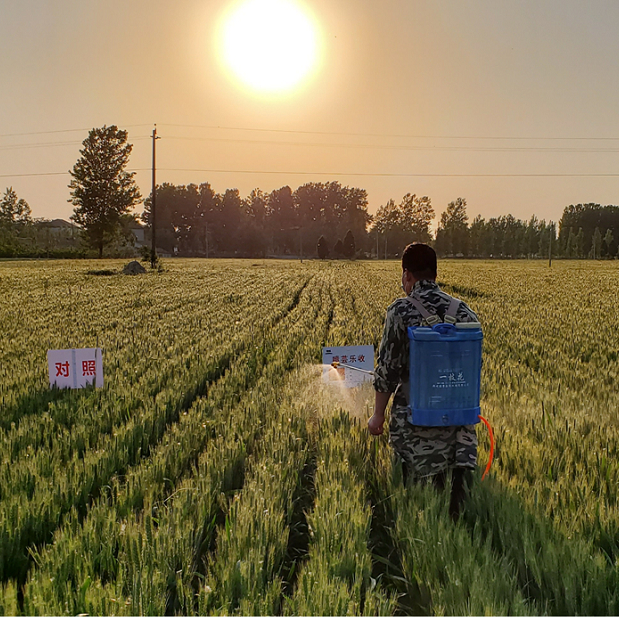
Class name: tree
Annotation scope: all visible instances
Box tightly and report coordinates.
[0,187,32,256]
[538,222,554,258]
[469,215,486,257]
[524,215,541,257]
[371,199,400,256]
[198,182,221,256]
[575,228,585,258]
[316,235,329,259]
[565,227,576,257]
[590,227,602,259]
[333,238,344,258]
[143,183,202,255]
[0,187,31,228]
[400,193,434,243]
[603,228,614,257]
[435,197,469,256]
[293,181,371,255]
[245,188,268,225]
[370,194,434,257]
[343,229,356,259]
[269,186,296,254]
[239,188,268,257]
[69,125,141,258]
[498,214,522,258]
[558,203,619,257]
[217,188,244,254]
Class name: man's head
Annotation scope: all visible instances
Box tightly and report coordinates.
[401,243,437,294]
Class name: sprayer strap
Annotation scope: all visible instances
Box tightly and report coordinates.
[405,293,461,326]
[406,296,441,326]
[444,296,460,324]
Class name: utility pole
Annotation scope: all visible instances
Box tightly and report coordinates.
[205,221,209,259]
[549,221,553,268]
[376,229,379,259]
[150,126,160,269]
[384,237,387,260]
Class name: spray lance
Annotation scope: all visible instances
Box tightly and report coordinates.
[331,359,495,480]
[331,360,375,376]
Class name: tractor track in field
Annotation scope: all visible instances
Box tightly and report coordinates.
[170,273,333,616]
[280,455,318,604]
[365,473,431,616]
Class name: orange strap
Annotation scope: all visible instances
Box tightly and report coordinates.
[478,415,494,480]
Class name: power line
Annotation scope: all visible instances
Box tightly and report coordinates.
[159,122,619,142]
[161,134,619,154]
[0,141,83,152]
[2,132,619,154]
[0,136,151,152]
[0,172,70,178]
[0,161,151,178]
[4,124,619,155]
[3,168,619,180]
[4,133,619,154]
[3,122,619,144]
[0,124,153,139]
[155,168,619,178]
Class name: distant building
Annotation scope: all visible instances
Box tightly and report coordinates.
[126,219,146,247]
[33,217,147,255]
[39,219,79,235]
[33,219,80,250]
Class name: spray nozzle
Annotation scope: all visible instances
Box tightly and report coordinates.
[330,361,374,376]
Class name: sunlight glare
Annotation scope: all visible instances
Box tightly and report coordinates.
[221,0,320,94]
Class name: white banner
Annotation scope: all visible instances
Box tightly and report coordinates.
[322,345,374,388]
[47,348,104,389]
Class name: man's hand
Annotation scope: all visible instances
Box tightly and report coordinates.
[368,413,385,435]
[369,391,391,436]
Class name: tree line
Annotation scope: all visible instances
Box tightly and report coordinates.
[433,198,558,259]
[142,181,371,258]
[2,124,619,260]
[432,199,619,259]
[557,203,619,259]
[147,185,618,261]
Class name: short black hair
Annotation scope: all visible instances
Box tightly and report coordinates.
[401,243,437,280]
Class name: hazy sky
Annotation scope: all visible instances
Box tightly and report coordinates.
[2,0,619,226]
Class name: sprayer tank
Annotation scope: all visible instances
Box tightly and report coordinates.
[407,322,482,426]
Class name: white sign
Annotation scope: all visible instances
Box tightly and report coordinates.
[322,345,374,387]
[47,348,104,389]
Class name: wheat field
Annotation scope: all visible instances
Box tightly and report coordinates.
[1,258,619,615]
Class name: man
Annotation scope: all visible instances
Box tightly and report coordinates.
[368,243,479,520]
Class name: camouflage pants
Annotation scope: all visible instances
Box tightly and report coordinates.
[389,404,477,479]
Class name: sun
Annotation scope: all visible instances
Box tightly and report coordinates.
[219,0,321,94]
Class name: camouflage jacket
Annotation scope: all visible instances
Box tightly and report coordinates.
[374,279,479,408]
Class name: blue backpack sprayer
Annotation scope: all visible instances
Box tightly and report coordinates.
[332,293,494,480]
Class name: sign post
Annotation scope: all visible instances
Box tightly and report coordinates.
[322,345,374,388]
[47,348,104,389]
